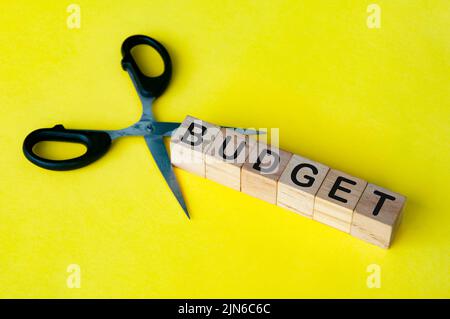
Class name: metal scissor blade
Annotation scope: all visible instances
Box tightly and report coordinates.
[222,127,265,135]
[153,122,182,137]
[144,135,190,219]
[159,124,265,138]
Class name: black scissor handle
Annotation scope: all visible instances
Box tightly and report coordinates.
[23,125,112,171]
[121,35,172,98]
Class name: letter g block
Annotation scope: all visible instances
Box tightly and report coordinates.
[277,155,329,218]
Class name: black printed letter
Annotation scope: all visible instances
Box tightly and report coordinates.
[328,176,357,203]
[219,136,245,160]
[290,163,318,187]
[253,149,280,174]
[372,190,396,216]
[181,122,207,146]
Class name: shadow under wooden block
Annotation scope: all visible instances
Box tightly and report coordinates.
[277,155,329,218]
[313,169,367,232]
[350,184,406,248]
[241,142,292,204]
[205,128,256,191]
[170,115,221,177]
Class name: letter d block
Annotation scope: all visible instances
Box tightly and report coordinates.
[350,184,406,248]
[277,155,329,218]
[314,169,367,232]
[170,115,220,177]
[241,143,292,204]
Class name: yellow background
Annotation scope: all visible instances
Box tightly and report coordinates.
[0,1,449,298]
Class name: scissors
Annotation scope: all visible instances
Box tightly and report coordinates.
[23,35,260,219]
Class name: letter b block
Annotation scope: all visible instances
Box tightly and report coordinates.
[277,155,329,218]
[170,115,220,177]
[313,169,367,232]
[350,184,406,248]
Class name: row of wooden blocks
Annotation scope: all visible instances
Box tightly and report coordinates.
[170,116,406,248]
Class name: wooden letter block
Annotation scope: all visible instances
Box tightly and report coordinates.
[169,116,408,247]
[170,115,221,177]
[350,184,406,248]
[241,143,292,204]
[277,155,329,218]
[205,128,256,191]
[313,169,367,232]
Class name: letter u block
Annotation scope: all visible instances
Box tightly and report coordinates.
[313,169,367,232]
[170,115,221,177]
[277,155,329,218]
[204,128,256,191]
[241,142,292,204]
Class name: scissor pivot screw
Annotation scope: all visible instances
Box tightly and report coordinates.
[146,124,154,132]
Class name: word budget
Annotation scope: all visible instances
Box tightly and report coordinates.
[170,116,406,248]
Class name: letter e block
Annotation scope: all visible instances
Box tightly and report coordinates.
[277,155,329,218]
[241,143,292,204]
[350,184,406,248]
[170,115,221,177]
[314,169,367,232]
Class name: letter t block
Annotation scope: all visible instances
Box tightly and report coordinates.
[350,184,406,248]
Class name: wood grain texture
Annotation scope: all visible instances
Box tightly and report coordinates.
[170,115,221,177]
[170,116,407,248]
[241,142,292,204]
[313,169,367,232]
[277,154,329,218]
[205,128,256,190]
[350,183,406,248]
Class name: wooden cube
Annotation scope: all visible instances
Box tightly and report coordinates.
[277,155,329,218]
[241,142,292,204]
[170,115,221,177]
[205,128,256,191]
[350,184,406,248]
[313,169,367,232]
